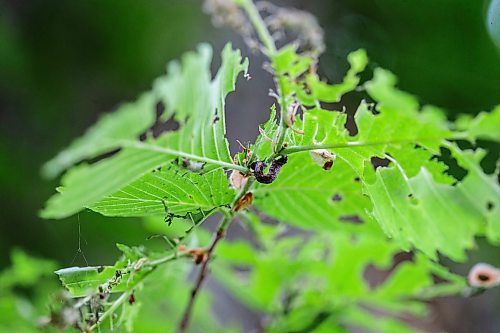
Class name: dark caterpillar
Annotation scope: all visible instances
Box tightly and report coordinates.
[251,155,288,184]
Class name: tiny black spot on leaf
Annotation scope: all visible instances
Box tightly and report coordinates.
[332,193,342,202]
[339,215,362,224]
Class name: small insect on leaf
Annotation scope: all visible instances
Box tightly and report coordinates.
[251,156,288,184]
[181,159,206,172]
[232,192,254,212]
[309,149,336,170]
[128,292,136,305]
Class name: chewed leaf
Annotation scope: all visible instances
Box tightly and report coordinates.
[364,163,492,261]
[55,266,149,298]
[270,47,367,107]
[253,152,379,234]
[41,44,248,219]
[40,144,169,219]
[278,54,499,262]
[56,244,155,297]
[304,49,368,104]
[455,105,500,141]
[215,224,464,331]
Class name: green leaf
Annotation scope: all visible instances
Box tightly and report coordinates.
[456,105,500,141]
[364,68,419,113]
[290,99,452,177]
[363,158,495,261]
[153,43,248,163]
[271,47,367,107]
[447,144,500,243]
[55,266,145,298]
[304,49,368,104]
[354,99,451,155]
[278,65,496,261]
[253,152,379,233]
[215,221,463,332]
[252,104,278,160]
[90,166,234,217]
[56,244,152,297]
[41,44,248,219]
[40,144,169,219]
[0,249,57,291]
[257,97,453,235]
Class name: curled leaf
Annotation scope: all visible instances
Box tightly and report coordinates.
[229,170,249,189]
[309,149,336,170]
[233,192,254,212]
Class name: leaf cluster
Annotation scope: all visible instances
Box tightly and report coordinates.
[35,1,500,332]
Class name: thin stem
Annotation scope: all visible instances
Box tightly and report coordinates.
[239,0,277,56]
[238,0,289,159]
[147,252,189,267]
[119,140,249,173]
[281,137,459,155]
[176,178,255,332]
[290,311,333,333]
[177,213,232,333]
[85,252,189,331]
[271,79,291,160]
[89,290,133,331]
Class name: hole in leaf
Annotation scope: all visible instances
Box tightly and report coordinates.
[434,147,468,182]
[339,215,362,224]
[370,156,391,170]
[477,139,500,175]
[353,177,360,182]
[363,264,388,290]
[331,193,342,202]
[87,148,121,164]
[363,252,414,290]
[138,102,181,139]
[302,104,315,112]
[344,112,358,136]
[335,92,361,136]
[408,193,419,205]
[152,114,180,138]
[319,101,341,111]
[486,201,494,211]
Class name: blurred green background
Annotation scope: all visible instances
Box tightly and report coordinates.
[0,0,499,331]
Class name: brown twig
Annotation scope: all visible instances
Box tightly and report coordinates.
[177,215,231,333]
[177,175,255,332]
